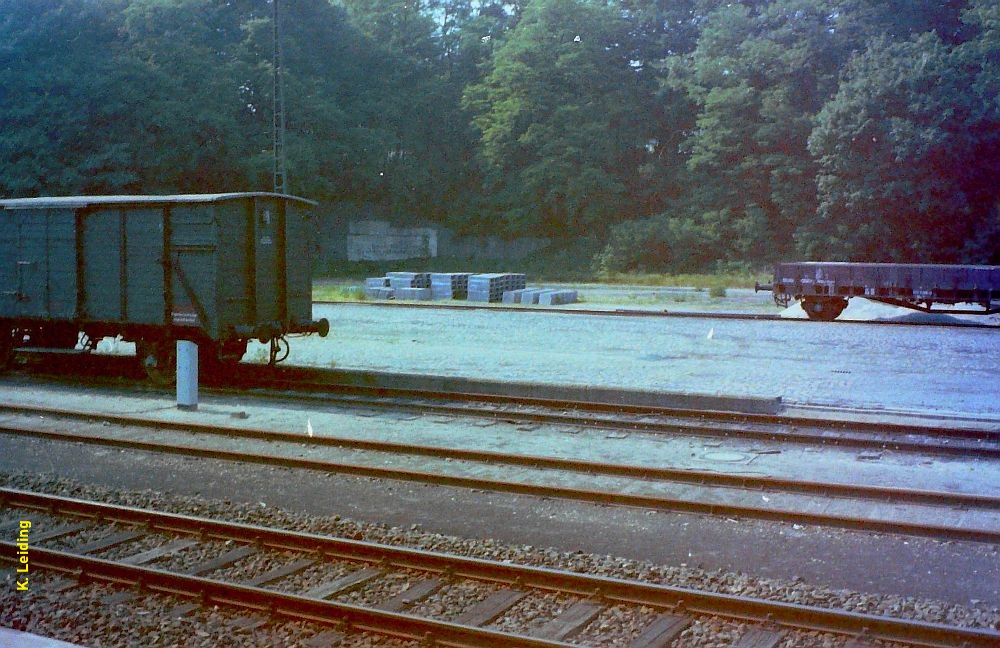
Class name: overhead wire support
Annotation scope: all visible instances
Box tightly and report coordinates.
[272,0,287,195]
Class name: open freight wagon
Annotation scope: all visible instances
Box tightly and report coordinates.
[759,261,1000,321]
[0,193,329,380]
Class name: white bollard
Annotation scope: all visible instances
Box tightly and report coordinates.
[176,340,198,410]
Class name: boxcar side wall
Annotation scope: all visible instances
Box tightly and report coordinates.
[2,194,323,356]
[0,208,77,322]
[81,207,166,326]
[168,204,219,339]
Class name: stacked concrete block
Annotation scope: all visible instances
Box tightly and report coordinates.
[517,288,548,304]
[501,289,523,304]
[394,287,433,300]
[537,289,578,305]
[363,277,392,299]
[387,271,431,289]
[430,272,471,299]
[364,287,395,299]
[468,273,527,302]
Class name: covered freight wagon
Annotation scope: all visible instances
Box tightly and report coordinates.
[0,193,328,380]
[759,261,1000,320]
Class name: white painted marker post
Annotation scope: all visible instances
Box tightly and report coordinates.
[176,340,198,410]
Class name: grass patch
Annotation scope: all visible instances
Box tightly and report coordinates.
[593,272,765,290]
[313,250,770,298]
[314,283,368,302]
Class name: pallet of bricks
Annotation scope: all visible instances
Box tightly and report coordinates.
[430,273,471,299]
[467,273,526,302]
[388,272,431,300]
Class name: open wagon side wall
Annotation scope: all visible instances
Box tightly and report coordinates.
[767,262,1000,320]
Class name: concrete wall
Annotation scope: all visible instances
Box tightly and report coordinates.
[315,204,548,262]
[348,220,437,261]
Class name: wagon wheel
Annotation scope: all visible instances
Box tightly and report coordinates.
[802,297,848,321]
[217,339,248,366]
[137,339,176,385]
[197,340,247,380]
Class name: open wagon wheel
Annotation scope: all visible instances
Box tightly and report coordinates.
[802,297,848,321]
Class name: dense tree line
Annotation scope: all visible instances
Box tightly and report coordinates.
[1,0,997,270]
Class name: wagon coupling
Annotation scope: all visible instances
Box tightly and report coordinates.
[294,317,330,337]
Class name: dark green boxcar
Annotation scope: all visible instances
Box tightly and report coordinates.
[0,193,328,377]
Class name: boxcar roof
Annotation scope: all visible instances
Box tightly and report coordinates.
[0,192,317,209]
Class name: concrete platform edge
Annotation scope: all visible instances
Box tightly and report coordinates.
[314,368,783,415]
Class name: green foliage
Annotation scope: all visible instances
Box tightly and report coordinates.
[596,211,723,273]
[1,0,998,271]
[463,0,651,237]
[804,29,1000,261]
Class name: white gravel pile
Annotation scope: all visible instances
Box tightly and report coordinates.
[781,298,1000,325]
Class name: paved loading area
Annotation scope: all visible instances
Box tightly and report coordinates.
[249,303,1000,416]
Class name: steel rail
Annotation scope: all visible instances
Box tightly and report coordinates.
[3,488,999,648]
[1,403,996,511]
[314,299,1000,329]
[227,383,1000,459]
[0,546,571,648]
[231,366,1000,449]
[167,377,999,463]
[2,424,997,543]
[8,359,999,456]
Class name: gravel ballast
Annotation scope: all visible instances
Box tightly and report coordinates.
[3,472,998,647]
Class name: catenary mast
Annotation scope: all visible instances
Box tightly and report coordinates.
[272,0,287,194]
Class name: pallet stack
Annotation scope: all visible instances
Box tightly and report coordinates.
[386,272,430,289]
[502,288,579,305]
[395,287,433,300]
[538,289,578,305]
[363,277,393,299]
[430,273,472,299]
[467,273,527,302]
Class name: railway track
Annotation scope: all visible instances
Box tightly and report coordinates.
[3,488,998,647]
[2,404,998,544]
[7,362,1000,460]
[226,368,1000,460]
[313,299,1000,329]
